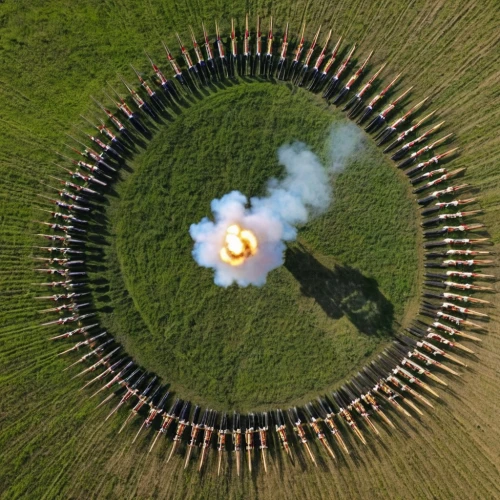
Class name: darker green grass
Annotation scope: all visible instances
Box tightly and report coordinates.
[91,82,419,410]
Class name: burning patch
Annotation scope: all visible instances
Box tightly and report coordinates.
[220,224,258,266]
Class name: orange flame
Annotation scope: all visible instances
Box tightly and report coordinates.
[220,224,258,266]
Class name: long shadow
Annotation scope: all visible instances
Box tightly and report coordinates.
[285,245,394,336]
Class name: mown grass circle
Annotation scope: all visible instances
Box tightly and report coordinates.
[93,81,420,410]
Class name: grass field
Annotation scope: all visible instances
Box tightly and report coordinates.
[0,0,499,499]
[98,82,418,410]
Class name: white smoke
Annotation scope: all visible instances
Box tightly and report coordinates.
[189,123,364,287]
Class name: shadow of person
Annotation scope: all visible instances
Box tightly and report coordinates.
[284,245,394,336]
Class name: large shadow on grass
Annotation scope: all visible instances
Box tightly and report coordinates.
[285,245,394,336]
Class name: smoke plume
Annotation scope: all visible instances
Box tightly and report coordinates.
[189,123,364,287]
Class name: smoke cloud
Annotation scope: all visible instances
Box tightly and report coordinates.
[189,123,364,287]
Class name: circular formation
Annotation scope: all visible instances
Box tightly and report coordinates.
[32,16,493,476]
[105,83,416,409]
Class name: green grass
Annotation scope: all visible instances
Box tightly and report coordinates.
[0,0,499,499]
[96,82,418,410]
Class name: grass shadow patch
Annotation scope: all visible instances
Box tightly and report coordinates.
[285,245,394,336]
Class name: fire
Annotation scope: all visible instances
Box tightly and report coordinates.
[220,224,258,266]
